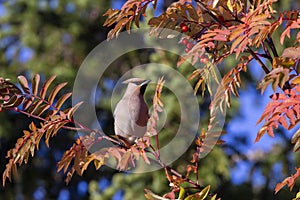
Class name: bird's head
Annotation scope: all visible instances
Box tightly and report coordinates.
[122,78,150,95]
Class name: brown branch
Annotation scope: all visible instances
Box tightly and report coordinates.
[247,45,270,74]
[266,36,279,58]
[12,107,89,133]
[262,42,273,63]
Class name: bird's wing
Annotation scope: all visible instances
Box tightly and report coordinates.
[128,95,141,123]
[114,99,133,136]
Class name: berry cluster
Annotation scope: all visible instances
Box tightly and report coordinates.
[181,38,195,53]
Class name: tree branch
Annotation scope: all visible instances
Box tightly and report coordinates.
[262,42,273,63]
[247,45,270,74]
[266,36,279,58]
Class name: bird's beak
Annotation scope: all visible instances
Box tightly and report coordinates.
[141,80,151,86]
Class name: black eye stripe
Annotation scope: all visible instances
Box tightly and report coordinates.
[135,81,144,85]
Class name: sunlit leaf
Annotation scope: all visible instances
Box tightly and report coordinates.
[54,92,72,110]
[48,82,68,105]
[17,76,30,94]
[40,75,56,99]
[32,74,40,96]
[67,101,83,120]
[145,189,169,200]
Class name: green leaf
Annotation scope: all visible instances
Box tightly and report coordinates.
[294,191,300,200]
[199,185,210,199]
[185,185,210,200]
[179,186,186,199]
[211,194,217,200]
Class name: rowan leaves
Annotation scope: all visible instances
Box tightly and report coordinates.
[147,77,165,136]
[56,133,153,184]
[275,168,300,193]
[148,2,203,38]
[0,78,22,103]
[256,85,300,142]
[256,48,300,146]
[1,75,83,186]
[101,0,300,196]
[1,74,172,185]
[103,0,157,39]
[1,0,300,197]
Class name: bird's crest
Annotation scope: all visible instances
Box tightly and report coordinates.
[122,78,150,86]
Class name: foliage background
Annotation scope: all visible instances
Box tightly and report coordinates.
[0,0,299,199]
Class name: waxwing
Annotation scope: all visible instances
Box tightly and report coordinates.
[114,78,150,142]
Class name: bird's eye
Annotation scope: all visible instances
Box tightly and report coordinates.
[134,81,143,85]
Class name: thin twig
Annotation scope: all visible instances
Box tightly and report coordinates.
[155,134,160,158]
[262,42,273,63]
[13,107,92,133]
[247,45,270,74]
[195,0,228,28]
[195,146,200,185]
[266,36,279,57]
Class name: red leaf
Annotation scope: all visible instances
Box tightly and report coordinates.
[275,168,300,193]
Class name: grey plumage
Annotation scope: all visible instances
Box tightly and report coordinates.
[114,78,150,142]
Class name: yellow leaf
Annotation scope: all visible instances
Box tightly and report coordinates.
[292,76,300,85]
[227,0,233,12]
[184,185,210,200]
[179,186,186,199]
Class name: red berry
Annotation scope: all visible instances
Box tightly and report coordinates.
[185,48,190,53]
[218,16,225,22]
[180,23,189,32]
[186,42,194,49]
[181,25,189,32]
[181,38,188,45]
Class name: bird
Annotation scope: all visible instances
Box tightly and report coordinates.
[114,78,150,143]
